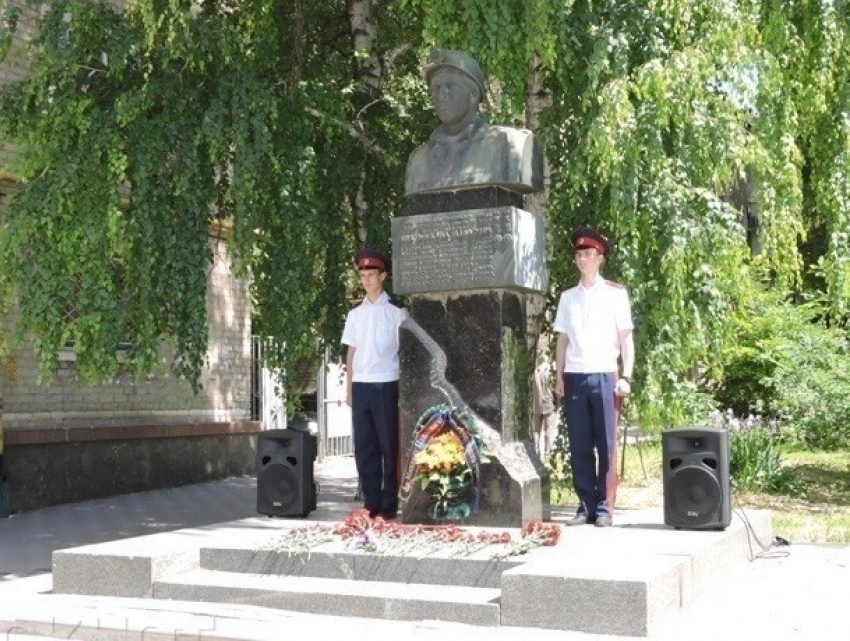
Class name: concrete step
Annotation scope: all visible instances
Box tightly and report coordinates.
[199,543,523,588]
[154,568,502,626]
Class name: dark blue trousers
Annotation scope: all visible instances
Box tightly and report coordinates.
[351,381,400,513]
[562,372,619,519]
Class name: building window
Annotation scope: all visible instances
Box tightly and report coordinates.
[60,260,133,357]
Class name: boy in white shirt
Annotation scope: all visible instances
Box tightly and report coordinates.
[342,249,408,519]
[554,227,635,527]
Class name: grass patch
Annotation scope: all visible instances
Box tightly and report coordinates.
[735,450,850,544]
[550,441,850,544]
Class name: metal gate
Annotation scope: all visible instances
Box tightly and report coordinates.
[250,337,287,430]
[252,339,353,461]
[316,348,354,459]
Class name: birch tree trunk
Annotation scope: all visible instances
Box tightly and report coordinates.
[524,52,553,359]
[347,0,382,98]
[346,0,382,244]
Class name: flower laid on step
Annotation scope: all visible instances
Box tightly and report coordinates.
[266,509,562,561]
[269,523,335,555]
[333,509,555,559]
[491,521,563,560]
[399,404,490,523]
[521,521,562,546]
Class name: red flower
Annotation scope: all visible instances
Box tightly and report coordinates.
[521,521,561,546]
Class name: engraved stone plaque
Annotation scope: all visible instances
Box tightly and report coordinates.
[391,206,547,295]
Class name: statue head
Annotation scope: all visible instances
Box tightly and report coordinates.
[424,49,486,97]
[424,49,486,128]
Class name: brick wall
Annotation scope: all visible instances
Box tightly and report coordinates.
[0,234,253,430]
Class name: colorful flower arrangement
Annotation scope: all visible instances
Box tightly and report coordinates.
[400,404,490,522]
[270,509,561,560]
[413,432,467,475]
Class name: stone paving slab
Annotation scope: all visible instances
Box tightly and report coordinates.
[0,574,577,641]
[200,545,522,588]
[501,553,684,636]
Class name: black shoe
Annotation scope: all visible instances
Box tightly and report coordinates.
[378,509,398,520]
[595,515,613,527]
[567,513,590,526]
[367,508,380,519]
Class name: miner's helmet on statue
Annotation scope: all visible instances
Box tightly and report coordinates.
[354,248,390,273]
[571,227,611,256]
[424,49,486,99]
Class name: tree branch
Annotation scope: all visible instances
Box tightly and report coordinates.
[305,106,384,154]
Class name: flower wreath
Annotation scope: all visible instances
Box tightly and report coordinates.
[399,404,490,519]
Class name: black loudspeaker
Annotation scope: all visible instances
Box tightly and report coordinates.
[257,429,318,517]
[662,427,731,530]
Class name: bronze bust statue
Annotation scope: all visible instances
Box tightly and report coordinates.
[405,49,544,197]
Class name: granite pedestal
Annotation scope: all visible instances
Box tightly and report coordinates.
[391,206,549,527]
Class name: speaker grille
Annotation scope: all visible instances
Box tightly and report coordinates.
[661,427,732,530]
[662,427,731,530]
[667,465,722,526]
[258,464,301,513]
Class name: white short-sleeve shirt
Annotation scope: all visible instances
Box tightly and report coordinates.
[341,292,408,383]
[553,277,633,374]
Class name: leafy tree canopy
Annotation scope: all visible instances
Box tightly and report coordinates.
[1,0,848,424]
[0,0,430,389]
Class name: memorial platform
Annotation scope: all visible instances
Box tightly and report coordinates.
[4,451,848,641]
[45,507,770,637]
[39,455,770,638]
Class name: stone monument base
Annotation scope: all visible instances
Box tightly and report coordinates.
[397,290,549,527]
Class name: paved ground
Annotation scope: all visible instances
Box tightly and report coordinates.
[1,455,848,640]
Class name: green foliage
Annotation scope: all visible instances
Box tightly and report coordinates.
[647,381,718,435]
[769,325,850,451]
[714,285,805,417]
[0,0,427,390]
[714,285,850,449]
[761,0,850,321]
[0,2,19,62]
[544,432,573,504]
[1,0,849,423]
[710,411,797,493]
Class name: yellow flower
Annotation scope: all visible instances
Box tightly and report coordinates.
[413,432,465,475]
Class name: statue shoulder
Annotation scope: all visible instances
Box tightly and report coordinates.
[481,124,535,145]
[480,125,544,189]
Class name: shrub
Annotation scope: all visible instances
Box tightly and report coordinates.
[715,287,850,450]
[710,410,797,493]
[768,338,850,451]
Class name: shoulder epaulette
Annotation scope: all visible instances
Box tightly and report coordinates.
[389,296,406,309]
[604,279,626,289]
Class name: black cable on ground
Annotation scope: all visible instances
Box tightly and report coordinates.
[732,491,791,560]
